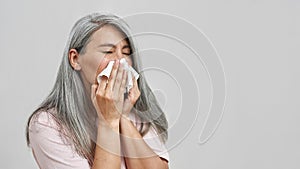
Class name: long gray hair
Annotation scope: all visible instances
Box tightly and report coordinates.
[26,13,168,165]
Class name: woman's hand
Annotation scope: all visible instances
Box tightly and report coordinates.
[122,74,141,118]
[91,59,128,126]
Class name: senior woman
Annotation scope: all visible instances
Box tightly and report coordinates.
[26,13,169,169]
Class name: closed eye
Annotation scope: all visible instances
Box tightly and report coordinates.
[102,51,113,54]
[123,52,131,56]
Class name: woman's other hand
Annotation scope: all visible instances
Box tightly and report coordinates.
[122,74,141,118]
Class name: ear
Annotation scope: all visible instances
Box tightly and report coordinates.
[68,49,81,70]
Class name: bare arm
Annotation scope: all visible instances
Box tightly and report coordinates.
[119,71,169,169]
[91,60,125,169]
[92,120,121,169]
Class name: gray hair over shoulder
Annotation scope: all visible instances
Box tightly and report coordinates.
[26,13,168,166]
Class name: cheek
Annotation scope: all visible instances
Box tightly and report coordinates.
[79,54,104,84]
[96,56,115,74]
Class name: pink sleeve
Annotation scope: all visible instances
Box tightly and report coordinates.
[28,111,90,169]
[142,127,170,162]
[130,113,170,162]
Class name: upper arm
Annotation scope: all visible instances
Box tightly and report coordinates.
[131,113,170,164]
[142,127,170,164]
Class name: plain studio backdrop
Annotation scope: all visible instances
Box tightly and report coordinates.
[0,0,299,169]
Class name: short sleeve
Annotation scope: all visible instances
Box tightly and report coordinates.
[142,127,170,162]
[129,113,170,162]
[28,111,90,169]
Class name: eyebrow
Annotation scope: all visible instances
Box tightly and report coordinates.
[122,45,130,49]
[98,43,115,48]
[98,43,131,49]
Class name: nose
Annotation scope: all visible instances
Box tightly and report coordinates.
[108,48,125,61]
[116,49,124,60]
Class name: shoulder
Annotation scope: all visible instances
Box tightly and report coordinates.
[28,109,90,168]
[28,109,64,144]
[28,109,69,148]
[28,109,58,131]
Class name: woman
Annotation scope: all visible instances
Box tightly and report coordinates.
[26,13,169,169]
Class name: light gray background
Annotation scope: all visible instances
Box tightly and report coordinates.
[0,0,299,169]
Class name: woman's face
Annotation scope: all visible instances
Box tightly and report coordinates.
[75,24,132,87]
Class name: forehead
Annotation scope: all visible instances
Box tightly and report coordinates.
[89,24,128,46]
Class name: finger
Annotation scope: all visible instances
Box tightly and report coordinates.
[119,70,127,96]
[113,62,125,93]
[91,84,98,100]
[97,76,108,95]
[106,59,119,91]
[130,72,139,92]
[122,98,133,116]
[127,73,140,104]
[91,84,103,113]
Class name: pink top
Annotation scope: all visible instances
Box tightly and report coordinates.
[28,111,169,169]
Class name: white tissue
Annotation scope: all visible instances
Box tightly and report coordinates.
[97,58,139,92]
